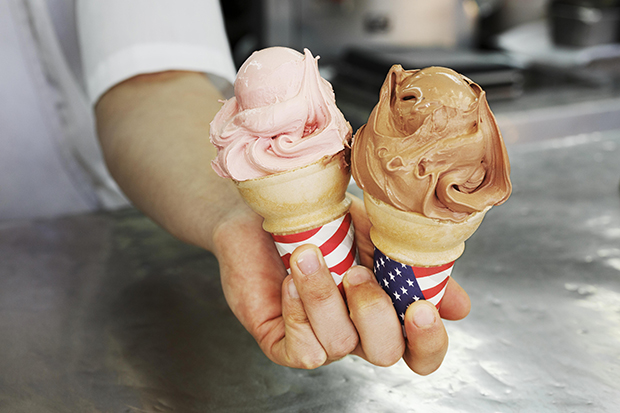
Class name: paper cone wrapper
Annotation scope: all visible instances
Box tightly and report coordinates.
[235,152,358,285]
[365,194,490,322]
[373,247,453,323]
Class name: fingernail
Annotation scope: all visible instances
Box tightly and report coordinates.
[288,279,299,299]
[296,248,320,275]
[413,303,436,329]
[346,266,372,286]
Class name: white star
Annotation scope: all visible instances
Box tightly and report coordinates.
[394,292,401,301]
[406,279,414,287]
[395,268,402,276]
[389,272,395,281]
[400,286,408,295]
[385,256,391,261]
[401,263,407,268]
[380,258,385,267]
[383,279,389,287]
[400,313,405,320]
[413,295,420,301]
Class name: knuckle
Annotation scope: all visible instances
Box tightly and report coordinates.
[285,310,308,326]
[357,323,405,367]
[283,335,328,369]
[284,303,309,326]
[297,351,327,370]
[286,312,308,324]
[327,333,359,360]
[352,293,392,318]
[304,284,338,306]
[374,346,404,367]
[370,342,405,367]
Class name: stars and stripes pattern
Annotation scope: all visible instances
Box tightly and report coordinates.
[272,213,357,285]
[373,248,453,325]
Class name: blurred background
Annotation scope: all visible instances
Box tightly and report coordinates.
[5,0,620,222]
[223,0,620,141]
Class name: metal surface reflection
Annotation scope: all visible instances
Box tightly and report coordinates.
[0,131,619,412]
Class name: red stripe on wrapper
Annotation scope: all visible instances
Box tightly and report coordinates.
[329,240,357,275]
[280,253,291,270]
[271,227,321,243]
[272,213,357,286]
[319,213,351,256]
[416,273,450,300]
[413,262,454,278]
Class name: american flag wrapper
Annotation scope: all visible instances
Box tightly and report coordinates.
[272,212,358,286]
[373,248,453,325]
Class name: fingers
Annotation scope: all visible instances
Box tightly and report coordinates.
[288,245,359,361]
[438,277,471,321]
[398,277,468,374]
[402,301,449,375]
[342,265,456,373]
[277,276,329,369]
[343,266,405,366]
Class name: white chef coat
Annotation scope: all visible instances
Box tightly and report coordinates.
[0,0,236,222]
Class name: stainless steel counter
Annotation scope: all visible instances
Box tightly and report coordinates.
[1,130,619,412]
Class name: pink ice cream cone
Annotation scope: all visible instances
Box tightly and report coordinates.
[210,47,357,283]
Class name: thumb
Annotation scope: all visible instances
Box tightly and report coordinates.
[402,300,449,375]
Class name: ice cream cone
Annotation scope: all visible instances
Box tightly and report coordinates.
[365,194,490,267]
[365,193,490,320]
[235,151,358,285]
[350,65,511,325]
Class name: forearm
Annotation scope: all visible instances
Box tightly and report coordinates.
[95,71,243,252]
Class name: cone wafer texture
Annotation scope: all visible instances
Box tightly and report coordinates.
[235,152,351,235]
[365,194,489,267]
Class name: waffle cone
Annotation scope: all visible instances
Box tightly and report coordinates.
[364,194,490,267]
[235,151,351,235]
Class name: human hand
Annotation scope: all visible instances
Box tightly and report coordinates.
[94,70,470,373]
[213,193,471,373]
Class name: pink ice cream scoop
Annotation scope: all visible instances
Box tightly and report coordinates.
[210,47,351,181]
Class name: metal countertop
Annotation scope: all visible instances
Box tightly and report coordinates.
[1,131,619,412]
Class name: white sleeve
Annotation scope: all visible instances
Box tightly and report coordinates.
[76,0,237,104]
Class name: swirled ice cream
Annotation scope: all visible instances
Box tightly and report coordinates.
[210,47,351,181]
[352,65,511,223]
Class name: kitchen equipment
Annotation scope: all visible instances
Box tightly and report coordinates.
[550,0,620,47]
[262,0,478,62]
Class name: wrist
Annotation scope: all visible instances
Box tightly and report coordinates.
[210,198,263,258]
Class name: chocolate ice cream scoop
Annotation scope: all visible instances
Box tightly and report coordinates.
[352,65,512,223]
